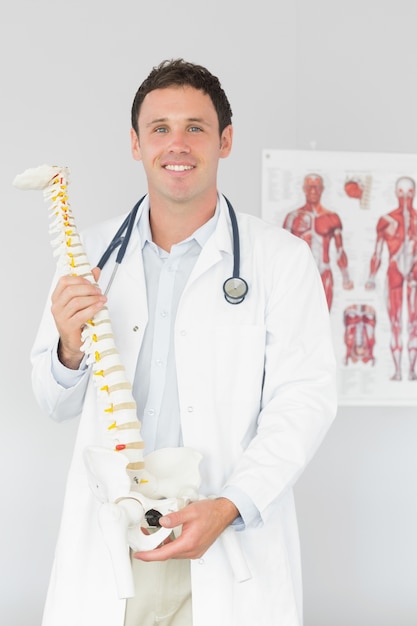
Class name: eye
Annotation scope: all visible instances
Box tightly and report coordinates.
[188,126,202,133]
[154,127,168,133]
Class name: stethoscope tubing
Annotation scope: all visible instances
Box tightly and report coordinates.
[97,195,145,270]
[96,195,248,303]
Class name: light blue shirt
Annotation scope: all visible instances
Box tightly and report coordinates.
[134,204,215,454]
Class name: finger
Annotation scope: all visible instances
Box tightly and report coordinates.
[53,274,94,296]
[133,536,193,562]
[52,279,106,319]
[64,303,107,335]
[62,292,106,320]
[159,506,194,529]
[52,297,106,337]
[57,277,103,301]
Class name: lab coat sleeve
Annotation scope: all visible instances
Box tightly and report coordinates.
[224,238,337,521]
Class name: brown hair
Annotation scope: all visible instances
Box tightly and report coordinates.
[131,58,233,136]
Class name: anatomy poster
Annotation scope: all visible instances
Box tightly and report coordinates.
[262,149,417,406]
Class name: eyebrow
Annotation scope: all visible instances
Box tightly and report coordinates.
[145,117,211,127]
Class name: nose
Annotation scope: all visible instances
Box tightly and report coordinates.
[168,129,190,153]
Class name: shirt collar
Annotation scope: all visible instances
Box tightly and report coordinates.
[137,195,220,250]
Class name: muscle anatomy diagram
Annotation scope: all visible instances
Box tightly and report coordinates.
[262,149,417,403]
[283,173,354,310]
[365,176,417,381]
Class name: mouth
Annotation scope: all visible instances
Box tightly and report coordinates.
[164,164,195,172]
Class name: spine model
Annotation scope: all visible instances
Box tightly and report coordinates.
[13,165,145,487]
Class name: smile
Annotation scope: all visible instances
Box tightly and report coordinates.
[164,164,194,172]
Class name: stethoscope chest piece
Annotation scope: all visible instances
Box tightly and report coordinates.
[222,195,248,305]
[223,276,249,305]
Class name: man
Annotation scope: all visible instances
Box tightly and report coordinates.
[365,176,417,381]
[283,173,354,310]
[31,59,337,626]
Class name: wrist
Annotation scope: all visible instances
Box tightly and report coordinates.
[57,340,83,370]
[215,497,239,526]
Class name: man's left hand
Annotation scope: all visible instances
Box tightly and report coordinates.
[133,497,239,561]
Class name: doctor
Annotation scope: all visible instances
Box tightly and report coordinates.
[31,59,337,626]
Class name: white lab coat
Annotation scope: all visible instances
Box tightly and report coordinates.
[31,195,337,626]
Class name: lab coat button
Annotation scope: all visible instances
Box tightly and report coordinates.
[187,406,194,413]
[180,330,187,336]
[133,325,139,332]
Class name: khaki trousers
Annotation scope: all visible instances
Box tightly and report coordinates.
[124,557,192,626]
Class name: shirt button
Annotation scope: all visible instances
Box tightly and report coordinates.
[187,406,194,413]
[147,408,155,416]
[160,310,168,318]
[180,330,187,336]
[198,558,205,565]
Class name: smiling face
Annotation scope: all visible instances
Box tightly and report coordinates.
[130,86,232,211]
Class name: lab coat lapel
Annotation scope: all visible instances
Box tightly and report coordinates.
[103,213,148,384]
[185,197,233,288]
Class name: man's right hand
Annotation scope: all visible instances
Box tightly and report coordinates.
[51,268,106,369]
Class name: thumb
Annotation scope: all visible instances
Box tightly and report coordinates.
[91,266,101,283]
[160,501,196,528]
[159,509,185,529]
[159,514,176,528]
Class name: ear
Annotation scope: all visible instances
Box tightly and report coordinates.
[219,125,233,159]
[130,128,142,162]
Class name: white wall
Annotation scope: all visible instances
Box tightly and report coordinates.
[1,1,415,624]
[293,3,417,624]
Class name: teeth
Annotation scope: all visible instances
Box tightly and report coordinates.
[165,164,193,171]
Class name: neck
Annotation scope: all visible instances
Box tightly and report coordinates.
[306,201,323,212]
[148,192,217,251]
[399,200,414,212]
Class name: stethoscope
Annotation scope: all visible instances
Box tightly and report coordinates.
[96,195,248,305]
